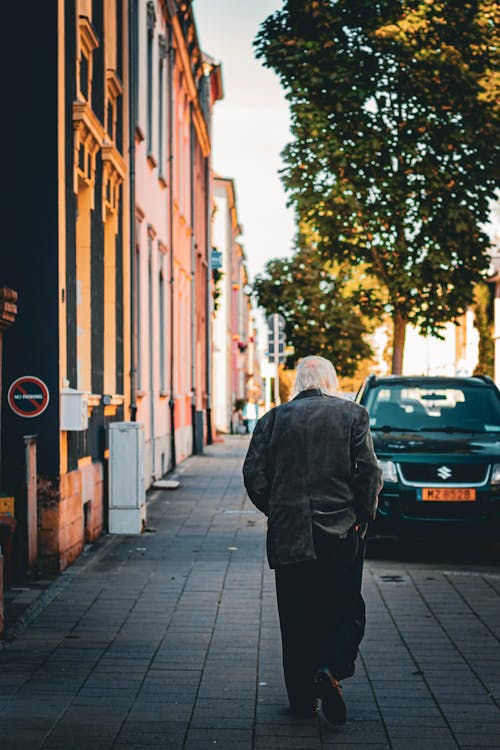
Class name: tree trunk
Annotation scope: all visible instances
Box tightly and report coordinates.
[392,310,407,374]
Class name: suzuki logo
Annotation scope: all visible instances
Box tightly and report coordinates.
[437,465,452,480]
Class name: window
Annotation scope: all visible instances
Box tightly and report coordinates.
[76,187,92,391]
[365,383,500,433]
[159,266,166,392]
[103,215,117,394]
[136,241,142,390]
[158,35,167,176]
[80,53,89,100]
[146,1,156,155]
[105,70,123,146]
[77,16,98,104]
[148,234,154,394]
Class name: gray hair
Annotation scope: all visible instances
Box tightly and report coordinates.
[291,356,339,398]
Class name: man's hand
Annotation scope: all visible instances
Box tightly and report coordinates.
[354,523,368,539]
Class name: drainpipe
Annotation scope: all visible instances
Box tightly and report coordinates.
[205,144,213,445]
[129,0,138,421]
[168,25,176,469]
[190,104,198,453]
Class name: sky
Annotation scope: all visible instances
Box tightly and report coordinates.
[193,0,296,284]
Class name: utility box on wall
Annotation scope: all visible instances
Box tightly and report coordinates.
[108,422,146,533]
[61,388,89,431]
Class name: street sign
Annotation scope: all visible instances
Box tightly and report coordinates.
[267,313,285,331]
[210,248,222,270]
[7,376,50,418]
[267,313,287,364]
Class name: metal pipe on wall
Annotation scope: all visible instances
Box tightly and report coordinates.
[128,0,138,422]
[190,104,198,454]
[168,24,176,469]
[205,139,213,445]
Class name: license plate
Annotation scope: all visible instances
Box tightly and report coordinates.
[419,488,476,502]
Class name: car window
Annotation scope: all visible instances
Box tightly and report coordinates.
[364,384,500,432]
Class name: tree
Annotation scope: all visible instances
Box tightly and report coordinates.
[255,0,500,372]
[253,238,383,377]
[473,281,494,377]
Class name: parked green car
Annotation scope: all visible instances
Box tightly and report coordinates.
[355,374,500,534]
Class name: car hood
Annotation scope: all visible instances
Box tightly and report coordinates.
[372,429,500,459]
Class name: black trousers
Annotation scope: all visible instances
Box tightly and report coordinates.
[274,529,366,707]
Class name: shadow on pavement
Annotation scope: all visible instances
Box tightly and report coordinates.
[366,531,500,568]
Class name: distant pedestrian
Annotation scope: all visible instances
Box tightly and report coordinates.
[242,398,258,434]
[243,356,382,724]
[231,403,244,435]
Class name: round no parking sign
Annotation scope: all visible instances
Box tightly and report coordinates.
[7,376,50,418]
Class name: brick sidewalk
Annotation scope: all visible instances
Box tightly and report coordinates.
[0,436,499,749]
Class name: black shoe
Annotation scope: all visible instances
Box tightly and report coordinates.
[313,666,347,725]
[289,698,318,718]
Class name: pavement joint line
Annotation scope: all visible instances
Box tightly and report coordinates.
[408,570,500,712]
[441,570,500,580]
[0,538,126,744]
[443,572,500,645]
[180,459,245,750]
[0,475,179,648]
[107,553,197,749]
[0,534,123,649]
[41,567,159,748]
[1,438,498,749]
[372,570,461,750]
[358,594,394,750]
[250,506,267,750]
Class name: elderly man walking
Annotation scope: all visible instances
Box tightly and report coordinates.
[243,356,382,725]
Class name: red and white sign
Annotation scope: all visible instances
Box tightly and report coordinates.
[7,376,50,418]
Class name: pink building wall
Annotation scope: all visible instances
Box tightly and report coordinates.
[134,0,221,482]
[212,177,252,433]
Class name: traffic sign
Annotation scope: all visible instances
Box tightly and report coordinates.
[267,313,285,331]
[7,376,50,418]
[267,313,287,364]
[210,248,222,270]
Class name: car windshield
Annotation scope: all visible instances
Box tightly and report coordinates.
[364,383,500,433]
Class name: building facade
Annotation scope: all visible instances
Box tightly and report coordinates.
[1,0,129,575]
[0,0,224,580]
[131,0,221,483]
[212,177,253,434]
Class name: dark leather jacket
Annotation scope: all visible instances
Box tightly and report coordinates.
[243,389,382,568]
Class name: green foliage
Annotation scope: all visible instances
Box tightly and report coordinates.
[473,281,494,377]
[213,268,224,312]
[253,240,384,377]
[255,0,500,349]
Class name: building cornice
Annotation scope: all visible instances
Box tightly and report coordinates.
[78,15,99,55]
[171,15,211,157]
[106,68,123,99]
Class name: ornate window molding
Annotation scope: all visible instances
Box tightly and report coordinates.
[105,69,123,144]
[102,143,127,231]
[77,16,99,104]
[73,101,104,207]
[102,143,126,223]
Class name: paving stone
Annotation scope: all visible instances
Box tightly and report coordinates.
[0,437,498,749]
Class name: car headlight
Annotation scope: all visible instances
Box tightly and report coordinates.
[491,464,500,485]
[378,459,398,483]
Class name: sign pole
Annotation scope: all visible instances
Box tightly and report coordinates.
[274,316,281,406]
[24,435,38,571]
[267,312,285,408]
